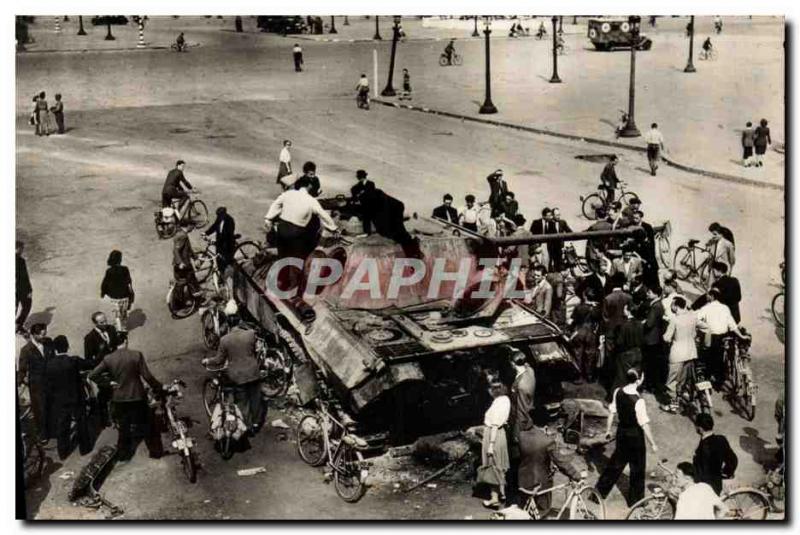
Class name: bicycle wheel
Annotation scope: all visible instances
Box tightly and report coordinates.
[234,241,262,265]
[260,347,293,398]
[438,55,448,66]
[182,451,198,483]
[194,251,215,284]
[569,486,606,520]
[626,494,675,520]
[202,378,220,418]
[656,234,671,268]
[673,246,693,281]
[23,434,45,488]
[771,292,784,328]
[168,283,198,319]
[201,308,224,350]
[620,191,638,207]
[453,54,463,66]
[296,414,327,466]
[581,193,605,220]
[333,445,367,503]
[189,200,209,229]
[722,489,770,520]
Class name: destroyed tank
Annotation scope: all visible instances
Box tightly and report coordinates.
[232,196,646,445]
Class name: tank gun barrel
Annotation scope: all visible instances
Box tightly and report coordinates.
[488,226,646,247]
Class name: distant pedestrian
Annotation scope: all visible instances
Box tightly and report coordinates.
[600,155,620,203]
[753,118,771,167]
[292,43,304,72]
[50,93,65,134]
[35,91,52,136]
[276,140,293,183]
[100,250,134,334]
[477,380,511,509]
[400,68,412,100]
[741,121,755,167]
[16,240,32,334]
[692,413,738,495]
[644,123,665,176]
[596,369,658,507]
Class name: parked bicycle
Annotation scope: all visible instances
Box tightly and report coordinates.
[438,52,463,66]
[673,238,712,290]
[671,359,713,417]
[654,220,672,268]
[722,331,757,421]
[295,397,371,503]
[580,182,640,220]
[562,244,591,279]
[154,190,208,240]
[498,468,605,520]
[158,379,198,483]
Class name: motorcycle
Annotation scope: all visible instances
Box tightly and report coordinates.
[156,380,198,483]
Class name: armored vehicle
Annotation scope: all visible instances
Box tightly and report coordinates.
[587,17,653,51]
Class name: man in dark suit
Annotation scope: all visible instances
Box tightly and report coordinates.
[506,349,536,503]
[486,169,509,217]
[88,337,164,461]
[692,262,742,323]
[578,270,613,301]
[202,309,266,433]
[630,210,659,287]
[16,240,32,334]
[585,209,612,272]
[161,160,193,208]
[17,323,53,438]
[600,155,620,203]
[641,285,667,394]
[693,414,738,495]
[350,169,376,234]
[361,186,422,259]
[431,193,459,223]
[46,335,92,459]
[204,206,237,274]
[549,208,572,272]
[602,273,633,334]
[529,207,553,236]
[84,311,119,427]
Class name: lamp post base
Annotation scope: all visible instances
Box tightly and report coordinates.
[373,34,382,40]
[479,100,498,114]
[684,63,696,73]
[618,122,641,137]
[381,87,396,97]
[549,74,562,83]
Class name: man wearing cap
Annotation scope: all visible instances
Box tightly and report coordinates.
[162,160,193,210]
[202,305,266,434]
[432,193,458,223]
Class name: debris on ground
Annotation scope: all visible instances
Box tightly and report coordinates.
[237,467,267,477]
[58,471,75,480]
[425,483,437,489]
[271,419,290,429]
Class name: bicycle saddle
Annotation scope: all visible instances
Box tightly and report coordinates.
[688,239,700,247]
[234,233,242,240]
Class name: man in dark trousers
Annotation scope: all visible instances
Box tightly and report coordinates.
[602,273,633,335]
[507,349,536,503]
[692,414,738,495]
[161,160,193,209]
[350,169,376,234]
[692,262,742,323]
[16,240,32,334]
[486,169,509,217]
[50,93,65,134]
[174,220,202,296]
[204,206,237,275]
[630,210,659,287]
[292,43,304,72]
[600,155,620,204]
[17,323,53,438]
[88,335,164,461]
[641,284,666,394]
[596,369,659,506]
[432,193,458,223]
[84,311,119,427]
[549,208,572,272]
[46,335,92,459]
[360,185,422,259]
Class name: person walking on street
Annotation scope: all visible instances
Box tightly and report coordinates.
[400,68,412,100]
[35,91,52,136]
[100,250,134,334]
[17,323,53,439]
[46,335,92,459]
[644,123,665,176]
[692,413,738,495]
[50,93,65,134]
[16,240,32,335]
[87,336,165,461]
[478,380,511,509]
[277,140,293,183]
[673,462,729,519]
[600,155,620,204]
[741,121,755,167]
[753,118,771,167]
[292,43,304,71]
[661,296,706,413]
[596,369,659,507]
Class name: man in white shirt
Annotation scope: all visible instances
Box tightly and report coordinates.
[264,181,339,291]
[674,462,729,520]
[643,123,665,176]
[292,43,303,72]
[458,194,480,232]
[276,140,292,183]
[696,288,749,390]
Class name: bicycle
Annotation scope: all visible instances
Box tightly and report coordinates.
[154,190,209,239]
[295,397,370,503]
[580,182,640,220]
[672,238,712,290]
[674,359,713,417]
[771,262,784,328]
[166,268,202,319]
[438,52,463,66]
[562,244,591,279]
[509,469,606,520]
[202,365,248,460]
[722,332,757,421]
[356,91,370,110]
[699,47,718,60]
[654,220,672,268]
[19,399,45,489]
[159,379,198,483]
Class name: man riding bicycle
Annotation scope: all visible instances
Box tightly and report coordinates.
[162,160,194,212]
[443,39,456,65]
[536,21,547,39]
[702,37,713,57]
[600,155,620,204]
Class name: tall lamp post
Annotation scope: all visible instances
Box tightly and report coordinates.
[549,16,562,83]
[330,16,337,34]
[479,17,498,114]
[618,15,641,137]
[104,17,115,40]
[344,15,350,26]
[381,16,401,97]
[373,15,382,40]
[77,15,86,35]
[472,15,479,37]
[558,15,563,34]
[684,15,696,73]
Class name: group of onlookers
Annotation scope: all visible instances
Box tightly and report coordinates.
[30,91,65,136]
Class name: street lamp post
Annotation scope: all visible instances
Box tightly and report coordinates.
[373,15,382,40]
[77,15,86,35]
[381,16,401,97]
[479,17,498,114]
[472,15,479,37]
[573,15,578,24]
[104,17,115,40]
[618,15,641,137]
[684,15,696,73]
[330,16,337,34]
[549,16,562,83]
[558,15,563,34]
[344,16,350,26]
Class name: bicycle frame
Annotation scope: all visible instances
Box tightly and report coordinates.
[523,479,591,520]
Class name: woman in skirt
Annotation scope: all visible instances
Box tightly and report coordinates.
[479,380,511,508]
[100,250,134,333]
[753,118,771,167]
